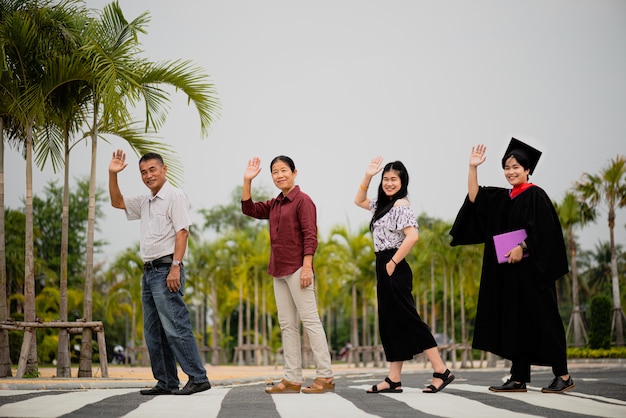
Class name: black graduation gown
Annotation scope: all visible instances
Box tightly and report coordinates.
[449,185,569,365]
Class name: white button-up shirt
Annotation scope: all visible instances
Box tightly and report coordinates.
[124,181,191,262]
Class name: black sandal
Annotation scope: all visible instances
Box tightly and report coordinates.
[423,369,455,393]
[367,377,403,393]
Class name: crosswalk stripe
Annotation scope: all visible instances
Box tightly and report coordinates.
[1,382,625,418]
[272,392,379,418]
[452,383,626,418]
[122,387,231,418]
[350,385,540,418]
[561,390,626,406]
[0,389,137,417]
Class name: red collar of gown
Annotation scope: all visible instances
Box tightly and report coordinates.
[509,182,536,199]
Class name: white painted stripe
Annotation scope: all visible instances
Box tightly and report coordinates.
[272,392,379,418]
[122,387,231,418]
[453,383,626,418]
[351,385,540,418]
[560,390,626,406]
[0,389,137,417]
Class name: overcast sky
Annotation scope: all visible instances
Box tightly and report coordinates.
[5,0,626,264]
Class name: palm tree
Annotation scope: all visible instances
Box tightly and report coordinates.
[0,0,25,377]
[579,241,623,301]
[327,225,374,360]
[555,192,596,347]
[105,246,143,363]
[0,116,9,376]
[576,155,626,346]
[187,239,220,364]
[314,236,347,352]
[0,0,86,378]
[36,8,92,379]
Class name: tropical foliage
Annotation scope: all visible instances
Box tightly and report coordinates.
[1,1,625,377]
[1,0,219,377]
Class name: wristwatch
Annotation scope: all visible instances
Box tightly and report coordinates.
[518,242,528,254]
[172,260,181,267]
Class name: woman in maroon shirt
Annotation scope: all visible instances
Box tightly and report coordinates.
[242,155,334,394]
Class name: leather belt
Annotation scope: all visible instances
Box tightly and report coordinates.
[144,254,173,270]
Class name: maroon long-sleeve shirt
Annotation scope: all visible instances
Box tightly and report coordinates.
[241,185,318,277]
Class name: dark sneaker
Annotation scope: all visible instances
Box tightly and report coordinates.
[172,380,211,395]
[489,379,527,392]
[140,385,174,395]
[541,376,575,393]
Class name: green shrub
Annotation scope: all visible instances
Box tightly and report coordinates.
[588,295,612,349]
[567,347,626,358]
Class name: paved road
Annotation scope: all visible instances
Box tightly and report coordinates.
[0,366,624,417]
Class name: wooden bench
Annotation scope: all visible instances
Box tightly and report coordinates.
[0,320,108,378]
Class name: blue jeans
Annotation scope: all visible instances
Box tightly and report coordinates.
[142,264,208,389]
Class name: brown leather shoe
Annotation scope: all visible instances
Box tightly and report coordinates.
[265,378,301,394]
[301,377,335,394]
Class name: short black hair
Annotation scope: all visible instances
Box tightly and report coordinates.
[139,152,164,166]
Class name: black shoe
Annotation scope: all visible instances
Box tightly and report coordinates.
[172,380,211,395]
[140,385,175,395]
[489,379,527,392]
[541,376,575,393]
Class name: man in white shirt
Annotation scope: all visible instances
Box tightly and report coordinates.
[109,149,210,395]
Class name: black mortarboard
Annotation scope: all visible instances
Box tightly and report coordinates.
[501,137,542,175]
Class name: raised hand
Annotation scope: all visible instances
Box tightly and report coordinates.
[109,149,128,174]
[470,145,487,167]
[244,157,262,181]
[366,156,384,177]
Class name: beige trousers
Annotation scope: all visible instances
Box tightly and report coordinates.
[273,268,333,383]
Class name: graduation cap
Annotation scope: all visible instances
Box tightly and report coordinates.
[501,137,542,175]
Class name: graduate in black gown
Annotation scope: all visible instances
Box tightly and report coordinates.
[449,139,575,394]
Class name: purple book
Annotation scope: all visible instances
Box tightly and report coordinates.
[493,229,528,264]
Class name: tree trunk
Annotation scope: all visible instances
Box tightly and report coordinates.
[79,115,98,377]
[236,283,243,365]
[567,227,587,347]
[0,119,13,377]
[57,132,71,377]
[351,285,358,347]
[449,272,455,347]
[430,258,436,333]
[22,126,38,376]
[374,286,379,346]
[443,263,448,345]
[608,214,624,346]
[361,289,368,346]
[254,273,260,365]
[460,270,469,368]
[211,276,219,365]
[261,275,268,365]
[245,280,251,364]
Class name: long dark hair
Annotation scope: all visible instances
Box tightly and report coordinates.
[370,161,409,231]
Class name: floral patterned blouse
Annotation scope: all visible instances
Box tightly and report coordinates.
[369,199,419,252]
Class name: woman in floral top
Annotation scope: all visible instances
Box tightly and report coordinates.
[355,157,454,394]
